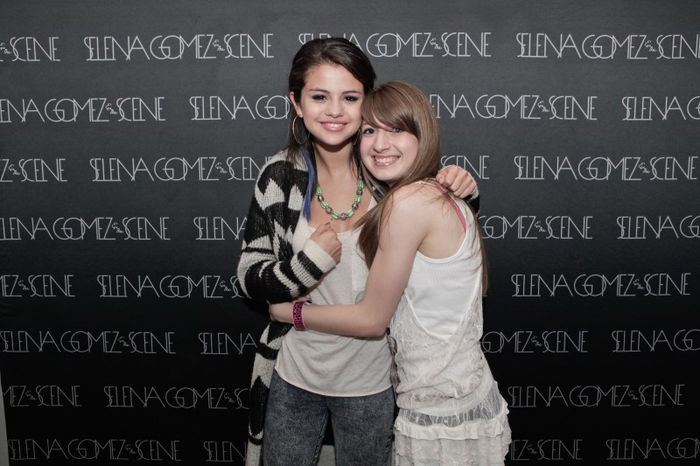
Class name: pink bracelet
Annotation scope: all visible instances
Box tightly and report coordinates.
[292,301,306,331]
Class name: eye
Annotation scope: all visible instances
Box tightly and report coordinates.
[311,94,327,101]
[391,127,403,133]
[345,95,360,102]
[362,127,375,135]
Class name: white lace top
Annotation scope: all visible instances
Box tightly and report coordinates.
[388,195,509,443]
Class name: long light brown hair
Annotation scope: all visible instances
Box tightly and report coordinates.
[356,81,488,294]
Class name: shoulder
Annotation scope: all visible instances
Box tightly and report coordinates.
[252,150,308,217]
[259,149,306,175]
[261,149,305,170]
[388,181,444,212]
[383,181,444,227]
[256,149,308,188]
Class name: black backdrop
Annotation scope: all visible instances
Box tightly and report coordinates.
[1,0,699,464]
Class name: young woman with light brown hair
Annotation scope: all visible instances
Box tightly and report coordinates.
[270,81,510,465]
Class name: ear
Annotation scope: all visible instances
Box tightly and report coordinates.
[289,91,302,118]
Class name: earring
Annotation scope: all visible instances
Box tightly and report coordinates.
[292,115,308,145]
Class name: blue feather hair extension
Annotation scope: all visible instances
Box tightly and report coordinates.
[301,147,315,219]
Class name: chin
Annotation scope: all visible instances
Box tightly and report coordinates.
[316,135,354,149]
[370,172,399,185]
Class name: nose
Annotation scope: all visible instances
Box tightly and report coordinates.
[325,97,343,117]
[372,129,390,152]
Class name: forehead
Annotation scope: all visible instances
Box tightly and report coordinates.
[362,112,401,129]
[303,64,363,90]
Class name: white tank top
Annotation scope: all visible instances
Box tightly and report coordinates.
[275,199,392,396]
[390,196,497,416]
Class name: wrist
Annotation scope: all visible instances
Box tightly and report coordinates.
[292,301,306,330]
[303,239,337,271]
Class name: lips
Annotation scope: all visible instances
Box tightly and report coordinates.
[372,155,400,166]
[321,121,346,131]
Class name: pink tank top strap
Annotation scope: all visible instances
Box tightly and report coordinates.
[420,180,467,231]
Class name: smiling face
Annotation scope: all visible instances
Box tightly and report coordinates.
[290,64,364,154]
[360,122,419,186]
[357,81,441,192]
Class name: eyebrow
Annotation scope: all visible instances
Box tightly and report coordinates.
[307,88,362,94]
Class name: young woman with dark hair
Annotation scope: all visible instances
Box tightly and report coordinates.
[237,40,479,465]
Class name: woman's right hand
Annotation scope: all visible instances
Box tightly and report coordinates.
[310,222,341,263]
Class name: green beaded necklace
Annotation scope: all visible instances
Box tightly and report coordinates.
[315,180,364,220]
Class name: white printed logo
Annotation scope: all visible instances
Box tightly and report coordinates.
[511,272,692,297]
[507,384,685,408]
[298,32,492,58]
[84,34,273,61]
[617,215,700,239]
[612,329,700,352]
[9,438,181,461]
[623,96,700,121]
[606,438,699,460]
[482,330,588,354]
[514,155,698,181]
[440,155,490,180]
[0,275,74,298]
[509,438,584,461]
[0,37,61,62]
[97,274,244,299]
[480,215,592,240]
[189,95,290,120]
[0,158,67,183]
[0,97,165,123]
[4,385,81,407]
[203,441,246,463]
[90,156,266,182]
[0,330,175,354]
[199,332,257,355]
[430,94,597,120]
[194,217,247,240]
[516,33,700,60]
[104,386,248,410]
[0,217,170,240]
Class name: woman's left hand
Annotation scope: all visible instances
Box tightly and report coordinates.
[269,302,294,323]
[436,165,477,199]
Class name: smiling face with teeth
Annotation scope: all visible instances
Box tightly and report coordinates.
[357,81,441,193]
[290,63,364,156]
[360,123,419,187]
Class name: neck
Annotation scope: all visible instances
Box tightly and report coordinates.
[313,141,356,180]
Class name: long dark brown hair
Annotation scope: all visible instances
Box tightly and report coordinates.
[286,37,376,170]
[356,81,488,294]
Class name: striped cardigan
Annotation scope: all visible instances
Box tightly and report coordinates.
[236,150,336,466]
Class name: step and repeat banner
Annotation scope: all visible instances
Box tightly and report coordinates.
[1,0,699,464]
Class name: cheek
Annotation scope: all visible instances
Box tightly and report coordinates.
[360,145,376,169]
[403,138,419,160]
[359,138,372,157]
[347,108,363,130]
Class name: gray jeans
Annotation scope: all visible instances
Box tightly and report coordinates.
[263,371,394,466]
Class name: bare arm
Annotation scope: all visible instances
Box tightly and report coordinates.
[270,185,435,337]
